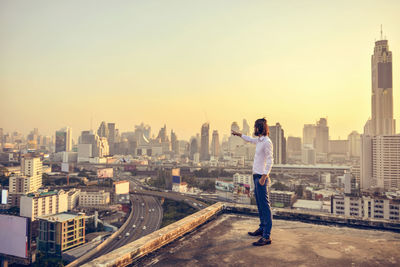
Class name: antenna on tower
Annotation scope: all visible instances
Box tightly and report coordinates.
[380,24,383,40]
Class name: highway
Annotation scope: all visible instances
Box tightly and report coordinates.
[100,194,163,254]
[82,193,163,263]
[80,174,164,264]
[77,172,210,265]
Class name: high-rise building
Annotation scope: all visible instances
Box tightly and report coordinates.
[242,119,250,136]
[0,128,3,152]
[9,155,43,194]
[370,37,395,136]
[315,118,329,153]
[269,123,286,164]
[303,124,316,148]
[348,131,361,158]
[287,136,302,162]
[157,125,170,153]
[211,130,220,158]
[361,34,397,191]
[360,134,373,189]
[189,138,198,160]
[171,130,179,155]
[79,131,106,158]
[372,135,400,190]
[97,121,109,138]
[107,123,116,155]
[55,127,72,153]
[200,123,210,161]
[135,123,151,140]
[228,122,243,152]
[287,137,301,154]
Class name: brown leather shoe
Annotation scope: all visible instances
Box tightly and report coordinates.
[248,229,263,237]
[252,237,272,246]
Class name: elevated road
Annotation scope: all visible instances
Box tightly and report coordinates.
[80,193,163,264]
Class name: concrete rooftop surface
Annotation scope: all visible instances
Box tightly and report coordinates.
[137,214,400,267]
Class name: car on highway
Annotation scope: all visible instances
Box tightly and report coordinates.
[149,209,151,212]
[140,216,144,220]
[132,224,136,228]
[142,226,146,230]
[152,208,155,212]
[141,203,145,206]
[126,232,130,237]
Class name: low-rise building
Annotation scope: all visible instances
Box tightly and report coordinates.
[37,212,85,256]
[233,173,254,191]
[172,182,188,193]
[293,199,324,212]
[67,189,81,210]
[79,190,110,207]
[20,190,68,221]
[270,190,295,207]
[332,194,400,221]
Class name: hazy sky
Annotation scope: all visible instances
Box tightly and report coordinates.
[1,0,399,141]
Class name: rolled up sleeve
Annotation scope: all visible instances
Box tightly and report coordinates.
[263,141,274,175]
[241,135,258,144]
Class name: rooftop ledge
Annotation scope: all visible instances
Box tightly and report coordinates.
[83,203,400,267]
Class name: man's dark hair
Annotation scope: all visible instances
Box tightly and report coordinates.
[254,118,269,136]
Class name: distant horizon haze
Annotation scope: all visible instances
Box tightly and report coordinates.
[1,0,399,141]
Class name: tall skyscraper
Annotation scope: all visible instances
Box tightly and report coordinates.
[55,127,72,153]
[287,136,302,161]
[269,123,286,164]
[229,122,243,152]
[303,124,316,148]
[97,121,109,138]
[0,128,3,152]
[315,118,329,153]
[211,130,220,158]
[107,123,116,155]
[171,130,179,155]
[189,137,198,160]
[242,119,250,136]
[200,123,210,161]
[370,36,395,136]
[348,131,361,158]
[79,130,106,158]
[361,32,398,191]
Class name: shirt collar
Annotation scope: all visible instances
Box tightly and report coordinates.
[258,136,266,141]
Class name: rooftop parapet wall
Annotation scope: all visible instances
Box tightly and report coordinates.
[224,203,400,232]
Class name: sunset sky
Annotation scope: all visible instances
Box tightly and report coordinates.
[1,0,399,141]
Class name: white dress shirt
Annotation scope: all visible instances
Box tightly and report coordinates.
[241,135,274,175]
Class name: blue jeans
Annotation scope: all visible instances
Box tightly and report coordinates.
[253,174,272,239]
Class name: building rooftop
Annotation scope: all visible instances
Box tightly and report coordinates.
[37,212,84,222]
[114,180,129,184]
[293,199,323,210]
[81,203,400,267]
[137,214,400,267]
[273,164,350,169]
[26,190,59,197]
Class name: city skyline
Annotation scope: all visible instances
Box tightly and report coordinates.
[1,1,400,141]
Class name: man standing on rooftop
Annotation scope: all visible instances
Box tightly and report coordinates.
[232,118,274,246]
